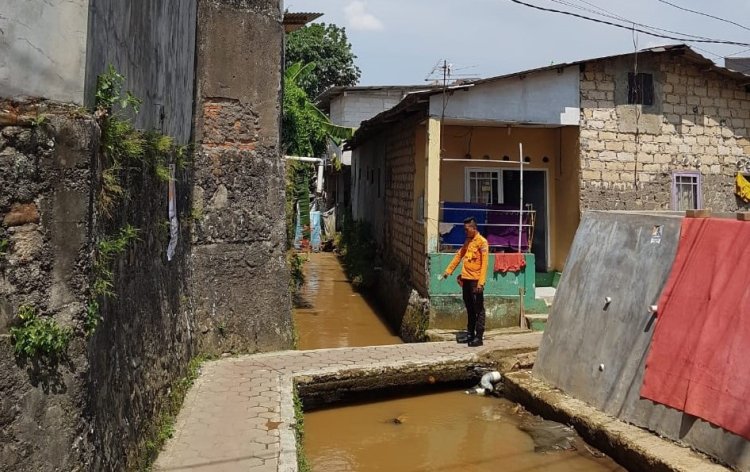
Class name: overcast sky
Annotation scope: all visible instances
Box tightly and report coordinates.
[285,0,750,85]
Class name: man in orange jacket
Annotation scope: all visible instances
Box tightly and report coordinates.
[442,217,489,347]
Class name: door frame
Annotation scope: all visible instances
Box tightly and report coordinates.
[500,167,551,272]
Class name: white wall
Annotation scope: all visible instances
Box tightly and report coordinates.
[429,66,580,125]
[330,90,410,128]
[0,0,89,103]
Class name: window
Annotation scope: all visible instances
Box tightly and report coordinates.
[465,168,502,204]
[628,72,654,106]
[672,172,702,211]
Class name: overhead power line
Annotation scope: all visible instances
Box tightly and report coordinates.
[507,0,750,47]
[548,0,715,41]
[655,0,750,33]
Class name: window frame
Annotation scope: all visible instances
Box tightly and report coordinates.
[671,171,702,211]
[627,72,655,106]
[464,167,503,204]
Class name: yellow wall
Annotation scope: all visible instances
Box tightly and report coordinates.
[554,127,581,270]
[437,125,579,271]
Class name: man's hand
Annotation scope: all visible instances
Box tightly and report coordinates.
[438,272,449,280]
[474,284,484,294]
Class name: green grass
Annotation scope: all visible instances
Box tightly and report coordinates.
[293,387,312,472]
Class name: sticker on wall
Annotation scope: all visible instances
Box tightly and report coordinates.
[650,225,663,244]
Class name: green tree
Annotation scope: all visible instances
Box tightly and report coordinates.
[285,23,361,98]
[282,62,354,246]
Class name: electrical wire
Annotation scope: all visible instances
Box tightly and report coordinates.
[507,0,750,47]
[548,0,716,41]
[655,0,750,33]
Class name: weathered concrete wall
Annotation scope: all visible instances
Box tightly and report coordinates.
[0,0,89,104]
[579,52,750,213]
[534,211,750,471]
[0,101,96,470]
[84,0,198,144]
[191,0,292,354]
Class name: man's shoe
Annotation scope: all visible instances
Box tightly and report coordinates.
[468,338,483,347]
[456,333,473,343]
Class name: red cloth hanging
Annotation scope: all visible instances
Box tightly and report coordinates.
[493,253,526,273]
[641,217,750,440]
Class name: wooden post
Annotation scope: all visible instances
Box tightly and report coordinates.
[425,117,442,253]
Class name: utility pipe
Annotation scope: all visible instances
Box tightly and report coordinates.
[285,155,325,193]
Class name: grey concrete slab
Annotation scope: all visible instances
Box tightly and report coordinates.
[534,211,750,471]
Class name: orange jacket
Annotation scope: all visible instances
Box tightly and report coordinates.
[444,233,489,285]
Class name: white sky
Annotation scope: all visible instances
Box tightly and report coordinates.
[285,0,750,85]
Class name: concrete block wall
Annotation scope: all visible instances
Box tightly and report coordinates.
[332,90,411,128]
[579,53,750,212]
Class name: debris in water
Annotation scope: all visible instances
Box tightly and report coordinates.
[517,416,576,452]
[388,415,407,425]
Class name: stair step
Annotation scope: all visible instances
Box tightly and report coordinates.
[525,314,548,332]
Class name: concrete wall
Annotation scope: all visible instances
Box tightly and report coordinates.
[430,67,580,126]
[330,89,413,128]
[84,0,197,144]
[534,211,750,471]
[191,0,292,354]
[351,131,386,243]
[579,52,750,213]
[0,0,89,103]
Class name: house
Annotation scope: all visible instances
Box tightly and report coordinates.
[316,86,442,226]
[347,44,750,336]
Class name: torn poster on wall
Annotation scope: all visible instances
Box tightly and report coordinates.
[167,164,179,261]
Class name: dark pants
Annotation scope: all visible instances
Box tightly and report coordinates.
[461,279,486,340]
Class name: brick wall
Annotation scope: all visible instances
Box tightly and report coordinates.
[579,53,750,212]
[383,112,427,295]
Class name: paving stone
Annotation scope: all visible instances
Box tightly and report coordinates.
[154,333,542,472]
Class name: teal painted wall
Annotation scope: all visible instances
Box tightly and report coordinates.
[427,253,537,306]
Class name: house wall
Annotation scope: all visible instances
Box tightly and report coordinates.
[554,127,581,270]
[330,90,412,128]
[430,66,580,126]
[351,132,386,243]
[438,125,579,271]
[579,53,750,212]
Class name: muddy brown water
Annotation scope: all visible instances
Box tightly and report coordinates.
[297,254,625,472]
[294,252,401,349]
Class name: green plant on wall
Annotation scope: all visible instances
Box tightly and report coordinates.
[10,305,72,359]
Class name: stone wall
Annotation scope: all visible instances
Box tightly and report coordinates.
[0,99,195,470]
[0,101,96,470]
[579,52,750,212]
[191,0,292,354]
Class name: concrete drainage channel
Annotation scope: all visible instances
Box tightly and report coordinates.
[291,356,730,472]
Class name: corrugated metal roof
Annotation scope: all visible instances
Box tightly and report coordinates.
[315,85,444,110]
[283,12,323,33]
[347,44,750,150]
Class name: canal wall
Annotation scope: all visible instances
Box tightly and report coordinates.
[534,211,750,471]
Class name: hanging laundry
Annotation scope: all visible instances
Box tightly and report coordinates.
[735,173,750,203]
[493,253,526,273]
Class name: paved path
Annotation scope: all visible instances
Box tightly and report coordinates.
[154,332,542,472]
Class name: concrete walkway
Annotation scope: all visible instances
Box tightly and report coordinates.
[154,332,542,472]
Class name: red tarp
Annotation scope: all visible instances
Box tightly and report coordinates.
[641,217,750,440]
